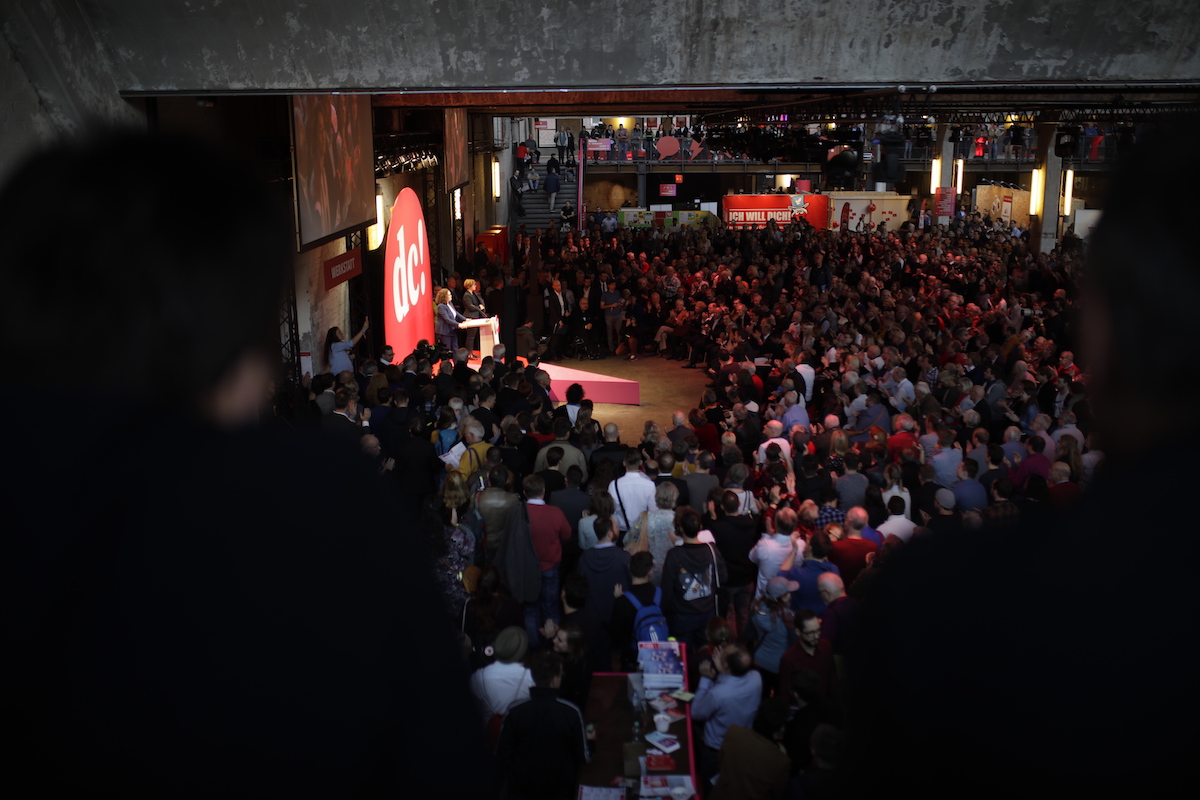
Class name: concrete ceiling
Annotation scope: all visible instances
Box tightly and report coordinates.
[59,0,1200,92]
[1,0,1198,171]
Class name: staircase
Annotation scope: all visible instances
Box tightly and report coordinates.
[513,168,578,234]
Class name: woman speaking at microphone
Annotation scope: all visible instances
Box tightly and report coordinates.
[435,288,467,354]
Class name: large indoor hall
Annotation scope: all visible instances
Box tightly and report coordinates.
[3,2,1199,799]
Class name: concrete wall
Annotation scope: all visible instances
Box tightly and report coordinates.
[11,1,1200,96]
[0,0,143,176]
[0,29,56,184]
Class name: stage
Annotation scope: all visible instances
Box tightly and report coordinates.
[468,353,641,406]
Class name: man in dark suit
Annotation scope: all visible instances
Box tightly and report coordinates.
[321,388,367,446]
[452,348,477,387]
[551,465,591,576]
[544,279,574,361]
[653,452,691,507]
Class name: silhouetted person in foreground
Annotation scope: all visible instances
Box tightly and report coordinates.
[849,117,1200,797]
[1,131,486,797]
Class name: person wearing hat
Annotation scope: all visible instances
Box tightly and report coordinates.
[924,488,963,536]
[468,626,534,725]
[750,575,800,696]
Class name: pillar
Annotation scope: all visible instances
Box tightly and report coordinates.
[934,125,955,225]
[1029,122,1064,255]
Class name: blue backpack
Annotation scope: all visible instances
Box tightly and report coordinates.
[627,587,670,643]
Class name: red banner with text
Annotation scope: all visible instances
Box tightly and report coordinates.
[934,188,956,217]
[323,247,362,291]
[722,194,830,229]
[383,187,435,357]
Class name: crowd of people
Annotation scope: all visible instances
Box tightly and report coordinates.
[301,200,1106,798]
[11,125,1194,800]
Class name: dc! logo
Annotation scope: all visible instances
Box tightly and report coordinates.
[384,187,435,354]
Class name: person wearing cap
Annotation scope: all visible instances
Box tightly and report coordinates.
[468,626,534,723]
[923,488,963,536]
[750,575,800,694]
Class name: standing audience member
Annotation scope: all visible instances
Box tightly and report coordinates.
[522,474,571,646]
[496,652,590,800]
[661,507,728,651]
[693,643,762,789]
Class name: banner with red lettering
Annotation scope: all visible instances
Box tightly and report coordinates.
[323,247,362,291]
[383,187,434,356]
[934,188,956,217]
[722,194,829,229]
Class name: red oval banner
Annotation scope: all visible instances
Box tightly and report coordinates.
[383,187,434,357]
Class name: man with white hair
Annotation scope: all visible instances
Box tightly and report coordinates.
[667,410,694,443]
[887,414,919,463]
[780,390,811,431]
[1030,413,1057,462]
[813,414,842,463]
[887,367,916,412]
[912,381,940,420]
[757,419,792,465]
[1052,410,1084,450]
[459,419,492,476]
[1000,426,1026,469]
[452,347,477,386]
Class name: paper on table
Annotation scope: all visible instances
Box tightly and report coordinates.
[577,786,625,800]
[638,774,694,797]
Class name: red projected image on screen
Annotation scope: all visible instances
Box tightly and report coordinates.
[293,94,375,249]
[444,108,468,192]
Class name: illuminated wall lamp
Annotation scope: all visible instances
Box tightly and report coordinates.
[954,158,964,195]
[1063,169,1074,214]
[367,185,385,250]
[930,158,941,194]
[1030,167,1044,216]
[492,159,500,199]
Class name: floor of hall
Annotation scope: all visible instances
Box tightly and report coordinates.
[546,349,712,445]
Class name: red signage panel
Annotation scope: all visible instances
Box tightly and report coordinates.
[934,188,956,217]
[383,187,435,356]
[722,194,829,229]
[660,184,677,197]
[323,247,362,291]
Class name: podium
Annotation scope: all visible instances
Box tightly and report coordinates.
[460,316,500,357]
